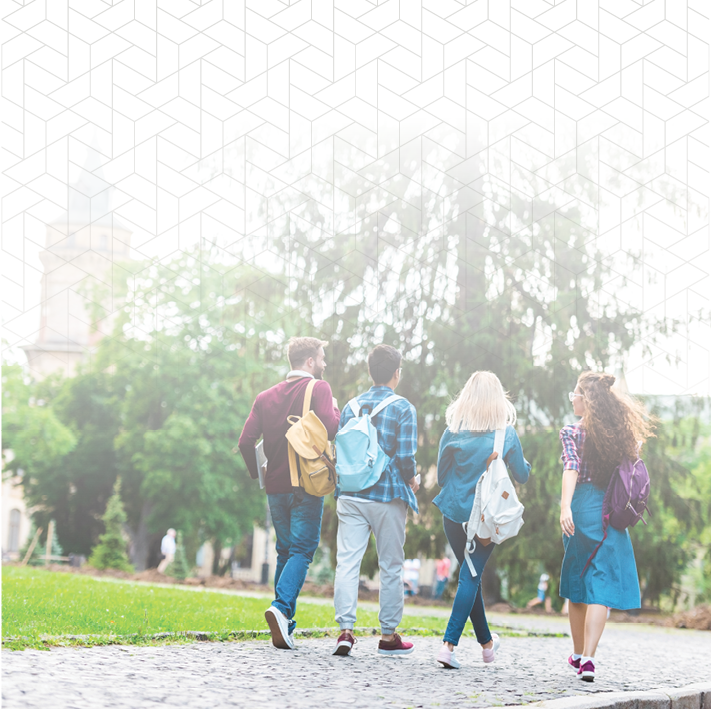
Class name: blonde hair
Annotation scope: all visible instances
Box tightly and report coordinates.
[446,371,517,432]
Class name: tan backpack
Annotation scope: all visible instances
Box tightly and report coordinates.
[286,379,337,497]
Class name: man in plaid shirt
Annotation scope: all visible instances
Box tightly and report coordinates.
[332,345,420,658]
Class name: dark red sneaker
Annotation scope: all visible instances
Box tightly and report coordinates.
[568,654,581,671]
[333,631,355,656]
[377,633,414,656]
[578,659,595,682]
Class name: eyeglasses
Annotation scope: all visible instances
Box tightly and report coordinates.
[568,392,584,402]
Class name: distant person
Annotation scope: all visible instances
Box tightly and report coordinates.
[433,371,531,670]
[526,573,552,613]
[238,337,340,650]
[157,528,176,573]
[434,557,451,600]
[403,558,421,596]
[560,372,654,682]
[332,345,420,658]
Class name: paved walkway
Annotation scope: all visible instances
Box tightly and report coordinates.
[4,623,710,708]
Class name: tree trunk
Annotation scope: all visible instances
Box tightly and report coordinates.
[481,558,503,606]
[212,538,222,576]
[126,500,153,571]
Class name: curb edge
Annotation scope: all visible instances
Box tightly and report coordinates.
[506,682,711,709]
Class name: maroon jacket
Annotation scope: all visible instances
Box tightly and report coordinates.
[238,377,340,494]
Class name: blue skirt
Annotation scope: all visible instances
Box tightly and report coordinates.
[560,483,640,610]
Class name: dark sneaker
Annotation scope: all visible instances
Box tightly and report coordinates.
[578,660,595,682]
[378,633,414,656]
[265,606,295,650]
[568,654,581,671]
[333,631,356,656]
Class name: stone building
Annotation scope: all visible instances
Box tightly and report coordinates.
[3,141,132,558]
[21,142,132,379]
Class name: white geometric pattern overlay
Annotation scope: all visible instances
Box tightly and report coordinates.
[2,0,709,394]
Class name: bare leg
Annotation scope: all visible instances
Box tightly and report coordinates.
[583,604,608,657]
[568,601,586,655]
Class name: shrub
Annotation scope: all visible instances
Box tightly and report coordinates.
[88,478,133,572]
[166,530,190,579]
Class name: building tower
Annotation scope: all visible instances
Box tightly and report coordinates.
[21,140,132,378]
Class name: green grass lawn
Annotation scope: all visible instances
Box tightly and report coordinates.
[2,566,452,650]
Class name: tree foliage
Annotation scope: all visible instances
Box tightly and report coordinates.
[88,478,132,572]
[166,530,190,580]
[3,226,706,606]
[2,365,77,486]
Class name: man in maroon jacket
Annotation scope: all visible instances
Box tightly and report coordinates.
[238,336,340,650]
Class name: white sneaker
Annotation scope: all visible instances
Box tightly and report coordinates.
[265,606,295,650]
[482,633,500,663]
[437,645,461,669]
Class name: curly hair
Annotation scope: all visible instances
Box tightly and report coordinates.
[577,371,656,488]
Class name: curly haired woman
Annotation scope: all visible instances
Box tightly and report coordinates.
[559,372,655,682]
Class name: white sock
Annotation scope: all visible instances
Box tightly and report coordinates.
[581,656,594,666]
[572,653,582,661]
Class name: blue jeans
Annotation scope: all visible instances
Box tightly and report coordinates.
[434,577,448,599]
[267,490,324,631]
[443,516,495,646]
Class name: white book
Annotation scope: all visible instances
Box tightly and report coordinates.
[256,440,267,490]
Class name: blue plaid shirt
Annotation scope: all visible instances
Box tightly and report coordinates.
[336,386,418,513]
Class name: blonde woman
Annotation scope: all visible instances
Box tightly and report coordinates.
[433,372,531,669]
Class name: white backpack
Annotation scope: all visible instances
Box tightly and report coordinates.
[463,429,525,577]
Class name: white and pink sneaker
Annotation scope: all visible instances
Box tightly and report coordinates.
[436,644,461,669]
[482,633,500,663]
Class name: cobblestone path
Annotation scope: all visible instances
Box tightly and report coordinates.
[4,623,709,708]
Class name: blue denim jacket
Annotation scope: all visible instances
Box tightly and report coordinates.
[433,425,531,524]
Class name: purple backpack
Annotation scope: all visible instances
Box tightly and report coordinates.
[581,458,651,577]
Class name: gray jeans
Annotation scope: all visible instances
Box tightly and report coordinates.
[333,496,408,635]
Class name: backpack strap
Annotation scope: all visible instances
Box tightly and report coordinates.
[302,379,317,417]
[493,428,505,457]
[287,379,317,491]
[348,397,361,417]
[369,394,404,419]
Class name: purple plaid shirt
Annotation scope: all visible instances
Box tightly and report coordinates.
[559,422,593,484]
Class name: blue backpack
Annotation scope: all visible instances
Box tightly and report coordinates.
[335,394,403,493]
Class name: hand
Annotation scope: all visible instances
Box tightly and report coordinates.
[560,506,575,537]
[409,476,420,493]
[332,396,338,408]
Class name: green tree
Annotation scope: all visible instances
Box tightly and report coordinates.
[32,372,120,555]
[2,365,77,489]
[90,252,283,569]
[166,530,190,580]
[88,478,132,572]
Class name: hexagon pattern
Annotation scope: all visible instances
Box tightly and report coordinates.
[1,0,709,394]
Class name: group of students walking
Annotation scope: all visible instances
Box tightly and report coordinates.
[238,337,654,682]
